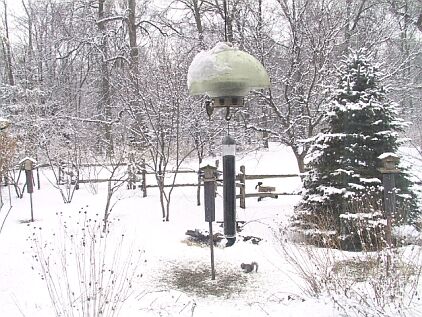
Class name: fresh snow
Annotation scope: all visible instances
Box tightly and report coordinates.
[0,144,421,316]
[17,157,38,166]
[317,185,345,195]
[359,177,382,184]
[348,183,366,190]
[378,152,399,160]
[339,212,383,220]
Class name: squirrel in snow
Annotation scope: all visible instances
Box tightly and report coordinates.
[241,261,258,273]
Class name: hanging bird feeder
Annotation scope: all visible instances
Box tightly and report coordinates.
[187,42,270,119]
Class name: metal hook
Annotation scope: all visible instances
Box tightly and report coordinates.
[223,0,228,42]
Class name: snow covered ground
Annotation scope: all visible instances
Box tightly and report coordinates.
[0,144,421,316]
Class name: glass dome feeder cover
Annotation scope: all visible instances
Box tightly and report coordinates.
[187,42,270,118]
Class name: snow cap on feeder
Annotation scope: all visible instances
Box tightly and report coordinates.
[187,42,270,118]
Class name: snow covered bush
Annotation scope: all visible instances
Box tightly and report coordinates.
[293,49,419,250]
[276,226,422,317]
[0,125,15,180]
[29,208,144,317]
[328,247,422,317]
[0,125,16,211]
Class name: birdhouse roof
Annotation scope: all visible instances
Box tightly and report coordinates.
[378,152,399,161]
[19,157,38,164]
[200,164,217,171]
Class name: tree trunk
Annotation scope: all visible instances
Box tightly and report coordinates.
[291,146,306,174]
[192,0,205,48]
[127,0,138,70]
[103,180,112,232]
[223,0,234,42]
[22,0,34,86]
[165,199,170,222]
[345,0,352,45]
[2,0,15,85]
[98,0,113,156]
[158,175,166,220]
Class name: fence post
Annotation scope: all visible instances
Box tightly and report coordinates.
[141,159,147,197]
[239,165,246,209]
[36,166,41,190]
[215,159,219,197]
[127,164,134,190]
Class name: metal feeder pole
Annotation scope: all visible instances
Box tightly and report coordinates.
[379,154,400,274]
[25,169,34,222]
[201,165,217,280]
[23,160,35,222]
[381,171,397,273]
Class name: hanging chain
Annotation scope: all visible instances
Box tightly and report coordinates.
[223,0,228,42]
[224,0,231,127]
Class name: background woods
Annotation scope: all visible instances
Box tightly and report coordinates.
[0,0,421,175]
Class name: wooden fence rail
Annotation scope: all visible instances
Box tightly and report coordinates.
[241,174,299,180]
[236,165,300,209]
[18,160,301,209]
[131,160,220,205]
[60,162,300,209]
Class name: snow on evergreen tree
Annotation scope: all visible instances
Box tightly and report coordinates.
[293,49,419,250]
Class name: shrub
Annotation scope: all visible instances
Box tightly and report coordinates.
[29,209,144,317]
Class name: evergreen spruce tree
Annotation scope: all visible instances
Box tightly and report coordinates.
[294,49,419,250]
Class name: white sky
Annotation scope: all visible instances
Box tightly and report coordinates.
[4,0,172,14]
[2,0,24,43]
[4,0,23,16]
[1,0,179,45]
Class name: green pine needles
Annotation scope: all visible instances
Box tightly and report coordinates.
[293,49,419,250]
